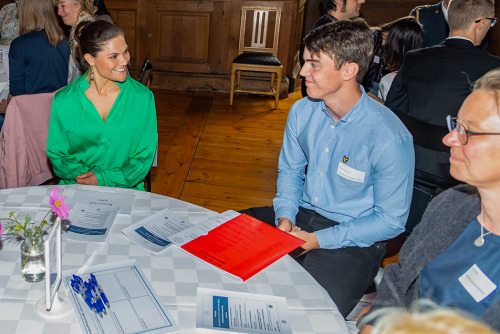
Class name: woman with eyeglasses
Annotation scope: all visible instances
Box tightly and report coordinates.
[358,67,500,333]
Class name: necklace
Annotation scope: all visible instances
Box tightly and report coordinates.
[474,213,497,247]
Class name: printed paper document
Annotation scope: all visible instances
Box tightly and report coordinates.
[63,260,178,334]
[64,202,118,242]
[196,287,292,334]
[121,208,194,253]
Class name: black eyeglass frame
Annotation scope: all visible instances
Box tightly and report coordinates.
[474,17,498,27]
[446,115,500,145]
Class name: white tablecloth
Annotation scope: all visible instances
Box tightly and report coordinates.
[0,185,348,334]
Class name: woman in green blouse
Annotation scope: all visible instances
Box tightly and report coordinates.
[47,20,157,190]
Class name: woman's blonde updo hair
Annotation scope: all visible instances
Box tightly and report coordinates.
[473,68,500,115]
[62,0,97,18]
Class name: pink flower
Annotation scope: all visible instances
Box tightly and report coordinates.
[49,187,71,219]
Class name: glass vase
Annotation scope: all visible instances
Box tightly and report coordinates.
[20,236,46,282]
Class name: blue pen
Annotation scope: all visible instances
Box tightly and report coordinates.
[91,273,110,308]
[71,280,98,316]
[73,275,105,318]
[84,281,107,316]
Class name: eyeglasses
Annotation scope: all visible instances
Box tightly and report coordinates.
[446,115,500,145]
[474,17,498,27]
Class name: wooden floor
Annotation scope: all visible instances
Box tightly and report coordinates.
[150,89,302,213]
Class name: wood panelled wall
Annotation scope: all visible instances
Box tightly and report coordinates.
[105,0,305,94]
[1,0,498,92]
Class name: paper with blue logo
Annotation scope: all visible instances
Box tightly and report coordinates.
[196,287,292,334]
[64,202,119,242]
[121,208,194,253]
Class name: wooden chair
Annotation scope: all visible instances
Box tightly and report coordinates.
[138,58,156,192]
[230,6,283,109]
[139,58,153,88]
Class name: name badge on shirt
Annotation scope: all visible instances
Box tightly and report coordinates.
[337,162,365,183]
[458,264,497,303]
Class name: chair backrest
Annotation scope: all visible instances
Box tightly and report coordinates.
[238,6,282,57]
[139,58,153,88]
[0,92,56,189]
[138,58,157,170]
[393,110,449,152]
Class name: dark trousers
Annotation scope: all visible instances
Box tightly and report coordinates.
[241,206,386,318]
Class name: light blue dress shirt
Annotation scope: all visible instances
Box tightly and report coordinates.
[273,90,415,249]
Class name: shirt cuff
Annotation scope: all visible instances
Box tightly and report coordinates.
[91,166,106,186]
[274,207,297,226]
[315,227,339,249]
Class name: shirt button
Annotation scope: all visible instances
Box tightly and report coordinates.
[331,125,335,128]
[325,148,329,152]
[314,197,319,202]
[319,172,323,176]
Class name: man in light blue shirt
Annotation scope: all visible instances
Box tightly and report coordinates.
[242,20,414,317]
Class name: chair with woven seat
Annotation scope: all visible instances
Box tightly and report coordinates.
[230,6,283,109]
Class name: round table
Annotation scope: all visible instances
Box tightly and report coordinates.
[0,184,348,334]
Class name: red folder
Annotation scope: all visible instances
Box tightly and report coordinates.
[180,213,305,281]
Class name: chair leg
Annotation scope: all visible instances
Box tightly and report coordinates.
[145,170,152,192]
[236,70,242,91]
[270,72,275,91]
[230,65,236,105]
[275,69,282,109]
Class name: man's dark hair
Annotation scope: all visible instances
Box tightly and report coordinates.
[322,0,347,15]
[304,19,373,83]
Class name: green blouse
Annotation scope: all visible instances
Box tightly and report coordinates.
[47,74,157,190]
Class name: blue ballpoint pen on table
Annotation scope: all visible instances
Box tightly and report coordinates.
[84,280,107,316]
[71,279,100,317]
[72,274,107,317]
[90,273,111,309]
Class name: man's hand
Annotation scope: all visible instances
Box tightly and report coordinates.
[75,171,98,185]
[277,217,301,232]
[359,325,374,334]
[289,230,319,256]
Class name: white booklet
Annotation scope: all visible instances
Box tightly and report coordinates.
[168,210,240,246]
[66,189,136,215]
[63,260,178,334]
[121,208,194,253]
[64,202,118,242]
[196,287,292,334]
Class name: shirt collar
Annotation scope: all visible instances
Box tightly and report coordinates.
[446,36,474,44]
[321,86,367,125]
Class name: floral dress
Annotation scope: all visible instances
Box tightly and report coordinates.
[0,3,18,44]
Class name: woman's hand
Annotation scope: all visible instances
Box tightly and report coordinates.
[0,98,8,114]
[75,171,98,185]
[359,325,374,334]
